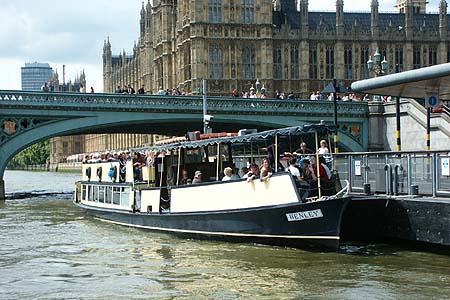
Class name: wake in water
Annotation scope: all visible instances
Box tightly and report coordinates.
[6,191,73,200]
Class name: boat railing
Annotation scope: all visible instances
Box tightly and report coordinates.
[333,150,450,197]
[334,179,349,198]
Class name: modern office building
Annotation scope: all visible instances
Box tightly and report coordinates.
[103,0,450,97]
[21,62,54,91]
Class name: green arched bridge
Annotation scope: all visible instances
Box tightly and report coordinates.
[0,90,369,198]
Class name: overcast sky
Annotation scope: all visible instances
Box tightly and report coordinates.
[0,0,441,92]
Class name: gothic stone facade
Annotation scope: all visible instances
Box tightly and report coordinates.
[103,0,450,97]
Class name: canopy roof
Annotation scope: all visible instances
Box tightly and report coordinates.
[351,63,450,100]
[134,124,332,152]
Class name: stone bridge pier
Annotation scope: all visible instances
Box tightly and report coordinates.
[0,178,4,201]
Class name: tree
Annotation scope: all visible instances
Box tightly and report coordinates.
[8,140,50,168]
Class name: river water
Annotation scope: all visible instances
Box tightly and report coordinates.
[1,170,449,300]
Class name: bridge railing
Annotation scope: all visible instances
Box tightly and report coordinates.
[0,90,368,115]
[334,151,450,198]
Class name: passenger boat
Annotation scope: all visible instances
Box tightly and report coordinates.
[74,124,350,250]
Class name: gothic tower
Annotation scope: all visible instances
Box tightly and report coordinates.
[102,37,112,92]
[336,0,344,37]
[371,0,379,38]
[300,0,309,33]
[405,0,414,39]
[440,0,448,39]
[396,0,427,14]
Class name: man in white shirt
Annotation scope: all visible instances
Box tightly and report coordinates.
[286,157,301,181]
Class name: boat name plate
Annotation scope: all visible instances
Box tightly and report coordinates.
[286,209,323,222]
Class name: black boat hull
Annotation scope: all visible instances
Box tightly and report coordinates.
[75,197,349,251]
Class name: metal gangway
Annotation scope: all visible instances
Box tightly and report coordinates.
[333,150,450,198]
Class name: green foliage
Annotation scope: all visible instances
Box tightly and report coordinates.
[8,140,50,168]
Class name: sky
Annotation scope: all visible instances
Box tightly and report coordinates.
[0,0,441,92]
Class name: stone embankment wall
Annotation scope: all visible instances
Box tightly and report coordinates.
[368,100,450,152]
[7,162,81,173]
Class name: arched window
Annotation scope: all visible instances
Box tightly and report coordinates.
[290,46,299,79]
[360,46,369,79]
[242,46,256,79]
[273,47,282,79]
[242,0,254,24]
[209,0,222,22]
[210,45,223,79]
[309,46,318,79]
[326,46,334,79]
[344,47,353,80]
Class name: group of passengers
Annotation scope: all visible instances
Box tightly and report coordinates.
[284,140,333,199]
[177,139,332,200]
[83,150,148,183]
[179,169,204,185]
[83,152,120,163]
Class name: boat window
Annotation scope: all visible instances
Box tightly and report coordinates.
[93,186,99,202]
[82,185,87,201]
[135,190,141,211]
[121,187,130,207]
[87,185,92,201]
[112,187,121,205]
[105,186,112,204]
[98,186,105,203]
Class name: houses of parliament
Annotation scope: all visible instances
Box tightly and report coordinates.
[103,0,450,96]
[52,0,450,162]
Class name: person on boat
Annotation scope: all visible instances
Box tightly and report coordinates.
[310,156,331,196]
[132,152,146,182]
[317,140,329,156]
[222,167,240,181]
[243,163,259,182]
[297,158,313,200]
[294,142,314,157]
[262,144,283,172]
[300,159,313,182]
[286,157,301,183]
[284,142,314,164]
[259,158,273,182]
[240,166,249,177]
[180,170,189,185]
[317,139,332,168]
[192,170,203,184]
[118,152,127,183]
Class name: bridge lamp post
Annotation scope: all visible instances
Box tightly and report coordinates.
[367,50,388,103]
[367,50,401,151]
[367,49,387,76]
[202,79,208,134]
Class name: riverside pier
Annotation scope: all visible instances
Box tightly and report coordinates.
[346,62,450,249]
[335,151,450,248]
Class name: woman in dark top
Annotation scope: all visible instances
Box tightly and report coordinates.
[119,152,127,183]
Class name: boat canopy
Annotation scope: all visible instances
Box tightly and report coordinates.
[133,124,332,152]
